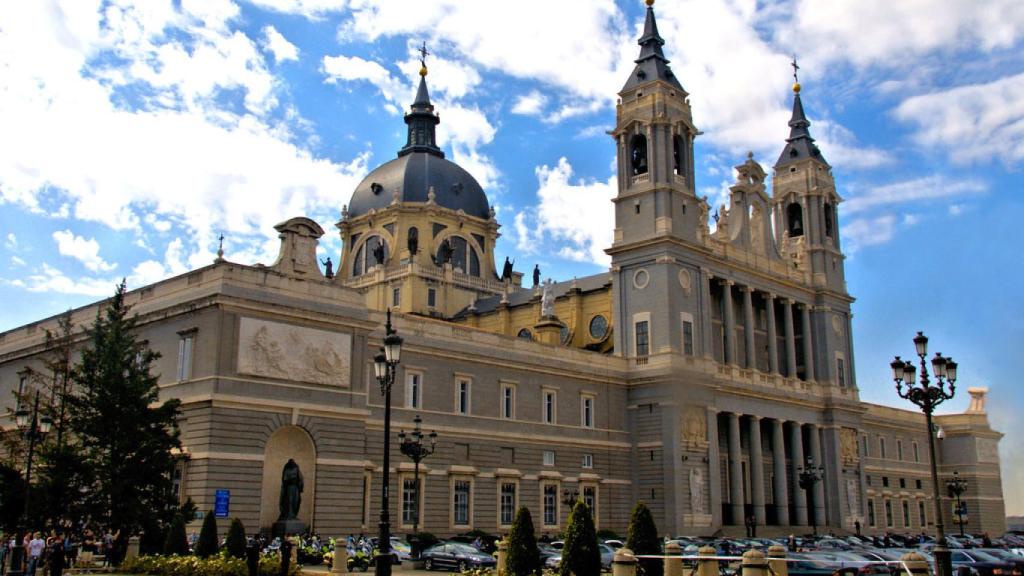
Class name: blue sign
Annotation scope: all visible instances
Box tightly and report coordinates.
[215,489,230,518]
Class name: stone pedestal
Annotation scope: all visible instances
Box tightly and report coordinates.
[534,316,563,345]
[272,519,307,538]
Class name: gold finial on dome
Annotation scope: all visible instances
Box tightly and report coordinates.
[646,0,654,6]
[418,41,430,77]
[793,82,801,93]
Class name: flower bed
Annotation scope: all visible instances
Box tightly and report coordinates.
[119,554,299,576]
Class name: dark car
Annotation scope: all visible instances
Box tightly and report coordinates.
[952,550,1023,576]
[421,542,498,572]
[787,554,841,576]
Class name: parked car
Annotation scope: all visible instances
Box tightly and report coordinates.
[421,542,498,572]
[786,553,843,576]
[951,549,1022,576]
[544,543,616,571]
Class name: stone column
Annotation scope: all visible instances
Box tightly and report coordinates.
[723,281,736,365]
[707,408,723,528]
[809,424,827,527]
[749,416,766,525]
[783,299,797,378]
[766,293,779,374]
[789,422,808,526]
[728,412,744,524]
[772,419,790,525]
[700,269,714,359]
[742,286,756,370]
[800,304,815,381]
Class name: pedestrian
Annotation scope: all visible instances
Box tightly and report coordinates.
[0,530,7,576]
[47,533,65,576]
[27,532,46,576]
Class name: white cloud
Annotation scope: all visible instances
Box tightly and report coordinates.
[895,72,1024,166]
[842,176,987,215]
[15,263,120,297]
[263,25,299,63]
[515,157,615,266]
[52,230,117,272]
[4,234,16,250]
[841,213,898,252]
[511,90,547,116]
[10,256,26,267]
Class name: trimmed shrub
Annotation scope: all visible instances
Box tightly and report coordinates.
[559,500,600,576]
[162,514,189,556]
[225,518,247,559]
[195,511,219,558]
[506,506,541,576]
[626,502,662,576]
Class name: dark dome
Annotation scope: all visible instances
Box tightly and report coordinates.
[348,151,490,219]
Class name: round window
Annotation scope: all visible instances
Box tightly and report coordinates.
[589,315,609,340]
[633,268,650,290]
[517,328,533,341]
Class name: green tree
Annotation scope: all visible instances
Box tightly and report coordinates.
[225,518,247,559]
[70,280,183,561]
[163,513,189,556]
[506,506,541,576]
[559,500,600,576]
[0,463,26,532]
[626,502,662,576]
[196,511,219,558]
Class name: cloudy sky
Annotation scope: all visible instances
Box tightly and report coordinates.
[1,0,1022,513]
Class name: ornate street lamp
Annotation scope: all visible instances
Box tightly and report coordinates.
[373,309,403,576]
[398,414,436,536]
[891,331,957,576]
[797,456,825,536]
[947,471,968,537]
[9,388,52,570]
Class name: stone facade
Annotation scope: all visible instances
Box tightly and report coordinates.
[0,3,1005,539]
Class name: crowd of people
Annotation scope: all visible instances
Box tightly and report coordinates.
[1,528,116,576]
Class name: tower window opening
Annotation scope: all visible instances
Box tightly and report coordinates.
[786,202,804,237]
[673,134,685,175]
[435,235,481,277]
[353,235,388,277]
[824,202,834,237]
[630,134,648,175]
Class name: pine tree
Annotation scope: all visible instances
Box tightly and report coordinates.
[226,518,247,559]
[163,513,189,556]
[196,511,219,558]
[626,502,662,576]
[70,280,182,561]
[559,500,600,576]
[506,506,541,576]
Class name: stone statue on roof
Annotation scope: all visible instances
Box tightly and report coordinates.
[540,278,555,318]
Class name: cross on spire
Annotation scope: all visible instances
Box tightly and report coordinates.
[791,56,800,84]
[418,41,430,68]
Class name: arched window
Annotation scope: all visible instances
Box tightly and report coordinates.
[824,202,834,238]
[435,236,481,277]
[353,235,388,277]
[630,134,648,175]
[786,202,804,237]
[673,134,685,175]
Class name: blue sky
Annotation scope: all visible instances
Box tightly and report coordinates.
[1,0,1022,513]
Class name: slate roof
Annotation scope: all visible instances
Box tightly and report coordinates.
[621,4,685,93]
[774,91,829,169]
[454,272,612,318]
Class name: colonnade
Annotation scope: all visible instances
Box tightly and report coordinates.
[714,279,814,381]
[717,412,828,527]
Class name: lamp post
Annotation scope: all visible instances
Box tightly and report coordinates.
[797,456,824,536]
[891,331,957,576]
[947,471,968,537]
[11,389,52,575]
[373,309,403,576]
[398,414,436,536]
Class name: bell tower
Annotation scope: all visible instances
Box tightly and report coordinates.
[610,0,701,249]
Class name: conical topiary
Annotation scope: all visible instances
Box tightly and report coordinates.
[225,518,247,559]
[626,502,662,576]
[195,511,219,558]
[506,506,541,576]
[559,500,600,576]
[162,513,189,556]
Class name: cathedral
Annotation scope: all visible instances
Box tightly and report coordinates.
[0,2,1005,538]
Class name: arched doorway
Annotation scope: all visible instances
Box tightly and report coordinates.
[260,425,317,530]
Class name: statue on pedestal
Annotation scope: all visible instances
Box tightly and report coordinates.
[278,459,304,521]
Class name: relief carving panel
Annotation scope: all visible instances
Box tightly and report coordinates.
[840,427,859,464]
[238,317,351,387]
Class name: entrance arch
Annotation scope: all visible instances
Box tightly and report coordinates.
[260,425,317,530]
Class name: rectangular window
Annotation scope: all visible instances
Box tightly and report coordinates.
[502,383,516,419]
[500,482,517,526]
[402,478,418,525]
[918,501,927,526]
[543,390,556,424]
[582,453,593,469]
[406,372,422,409]
[392,287,401,307]
[171,463,185,504]
[681,315,694,356]
[635,320,650,357]
[885,500,894,527]
[899,478,906,489]
[882,476,889,488]
[916,479,923,490]
[581,395,595,428]
[866,475,872,486]
[543,484,558,527]
[897,440,904,461]
[879,437,887,459]
[543,450,555,466]
[902,500,910,527]
[453,480,471,526]
[427,288,436,308]
[913,442,920,463]
[177,332,195,381]
[456,378,471,415]
[868,499,876,527]
[836,357,846,387]
[582,485,597,517]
